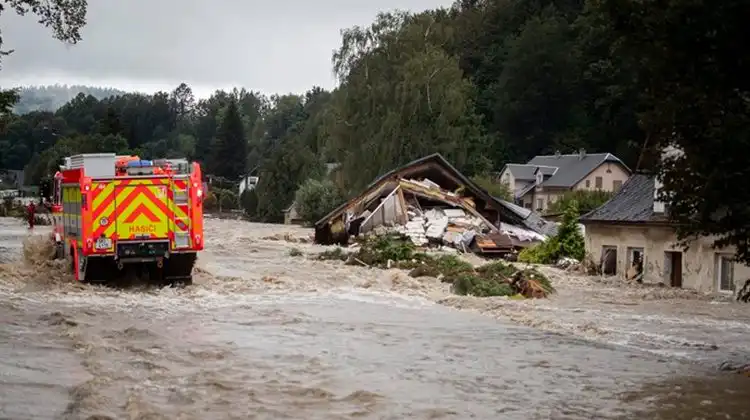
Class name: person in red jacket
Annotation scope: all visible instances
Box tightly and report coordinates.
[26,201,36,229]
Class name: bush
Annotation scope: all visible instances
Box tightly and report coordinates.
[203,191,218,211]
[453,274,515,297]
[294,178,345,225]
[547,189,614,215]
[216,188,238,210]
[519,200,585,263]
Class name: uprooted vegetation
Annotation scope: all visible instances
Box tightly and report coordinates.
[317,233,554,298]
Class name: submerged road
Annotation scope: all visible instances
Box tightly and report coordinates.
[0,217,748,419]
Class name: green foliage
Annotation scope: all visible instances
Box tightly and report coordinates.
[519,200,585,263]
[453,274,515,298]
[203,188,237,212]
[470,174,512,201]
[317,234,553,298]
[211,99,246,180]
[354,234,421,266]
[254,94,326,222]
[408,255,474,280]
[294,178,344,225]
[329,11,491,193]
[547,189,614,215]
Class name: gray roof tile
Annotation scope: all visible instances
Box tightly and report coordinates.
[579,173,667,223]
[527,153,627,188]
[505,164,538,180]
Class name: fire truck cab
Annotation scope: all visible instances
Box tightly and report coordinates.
[49,153,204,285]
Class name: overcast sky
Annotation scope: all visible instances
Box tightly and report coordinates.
[0,0,454,98]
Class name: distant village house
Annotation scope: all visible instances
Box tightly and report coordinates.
[498,150,630,213]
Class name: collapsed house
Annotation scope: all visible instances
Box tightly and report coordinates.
[314,154,555,255]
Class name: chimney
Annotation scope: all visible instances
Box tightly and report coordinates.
[653,177,665,214]
[578,148,586,160]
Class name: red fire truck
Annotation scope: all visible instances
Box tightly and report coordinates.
[49,153,204,285]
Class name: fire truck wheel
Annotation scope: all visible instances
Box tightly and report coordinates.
[68,247,86,281]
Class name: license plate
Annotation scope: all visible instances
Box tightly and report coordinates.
[95,238,112,250]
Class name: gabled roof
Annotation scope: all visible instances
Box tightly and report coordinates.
[526,152,629,188]
[315,153,547,234]
[579,173,668,224]
[503,163,557,181]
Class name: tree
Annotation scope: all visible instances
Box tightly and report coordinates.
[0,0,88,112]
[170,83,195,118]
[210,99,246,179]
[596,0,750,262]
[518,200,585,263]
[328,11,490,193]
[295,178,344,225]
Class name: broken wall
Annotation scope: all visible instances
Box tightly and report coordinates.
[585,224,750,292]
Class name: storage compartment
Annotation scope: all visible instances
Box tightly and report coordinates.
[68,153,116,178]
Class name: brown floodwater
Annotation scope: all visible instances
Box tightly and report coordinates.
[0,216,748,419]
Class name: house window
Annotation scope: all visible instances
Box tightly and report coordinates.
[536,198,544,210]
[601,246,617,275]
[585,179,590,188]
[717,254,735,292]
[524,201,532,209]
[626,247,644,282]
[595,176,603,189]
[613,180,623,191]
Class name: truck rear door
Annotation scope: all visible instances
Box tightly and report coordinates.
[114,180,170,240]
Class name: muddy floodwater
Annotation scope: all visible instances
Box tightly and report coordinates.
[0,216,748,419]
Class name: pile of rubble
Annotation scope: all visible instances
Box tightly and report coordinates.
[398,207,484,250]
[350,177,546,255]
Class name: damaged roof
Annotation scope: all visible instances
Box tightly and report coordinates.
[496,198,559,237]
[505,153,629,188]
[579,173,668,224]
[315,153,546,234]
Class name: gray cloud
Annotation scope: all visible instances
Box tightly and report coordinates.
[0,0,454,96]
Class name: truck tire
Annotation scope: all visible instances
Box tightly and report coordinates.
[163,252,196,287]
[69,247,85,281]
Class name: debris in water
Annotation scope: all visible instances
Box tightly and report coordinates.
[719,361,750,377]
